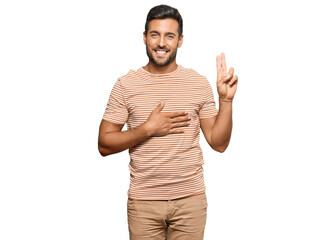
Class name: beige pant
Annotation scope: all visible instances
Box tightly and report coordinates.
[127,192,208,240]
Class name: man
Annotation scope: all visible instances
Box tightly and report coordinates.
[98,4,238,240]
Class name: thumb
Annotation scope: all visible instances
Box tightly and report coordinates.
[155,100,165,112]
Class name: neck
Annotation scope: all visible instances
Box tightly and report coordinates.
[143,61,178,74]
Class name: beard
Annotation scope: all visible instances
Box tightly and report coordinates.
[146,44,178,66]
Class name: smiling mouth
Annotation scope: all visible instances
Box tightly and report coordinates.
[155,50,169,56]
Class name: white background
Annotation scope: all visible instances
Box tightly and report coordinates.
[1,0,335,239]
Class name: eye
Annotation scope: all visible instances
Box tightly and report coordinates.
[151,33,158,37]
[167,35,174,39]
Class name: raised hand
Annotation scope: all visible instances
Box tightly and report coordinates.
[144,101,191,137]
[216,53,238,101]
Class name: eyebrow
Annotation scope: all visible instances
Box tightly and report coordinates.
[149,31,176,36]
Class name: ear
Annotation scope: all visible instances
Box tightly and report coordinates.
[177,34,184,48]
[143,31,147,45]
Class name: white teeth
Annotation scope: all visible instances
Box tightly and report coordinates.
[156,51,166,55]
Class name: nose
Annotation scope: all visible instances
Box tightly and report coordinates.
[158,36,166,48]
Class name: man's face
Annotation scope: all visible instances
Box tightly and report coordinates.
[144,18,183,66]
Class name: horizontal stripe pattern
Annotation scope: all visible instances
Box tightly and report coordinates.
[103,65,218,200]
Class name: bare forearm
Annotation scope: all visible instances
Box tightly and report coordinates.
[99,123,150,156]
[211,100,233,151]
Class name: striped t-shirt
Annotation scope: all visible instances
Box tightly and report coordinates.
[103,65,218,200]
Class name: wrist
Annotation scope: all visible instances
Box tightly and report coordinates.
[219,98,233,103]
[141,122,153,138]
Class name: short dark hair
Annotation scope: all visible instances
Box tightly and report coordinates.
[145,4,183,37]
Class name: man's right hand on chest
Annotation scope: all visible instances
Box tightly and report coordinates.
[144,101,191,137]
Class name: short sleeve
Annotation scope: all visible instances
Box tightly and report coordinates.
[103,79,129,124]
[199,79,218,119]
